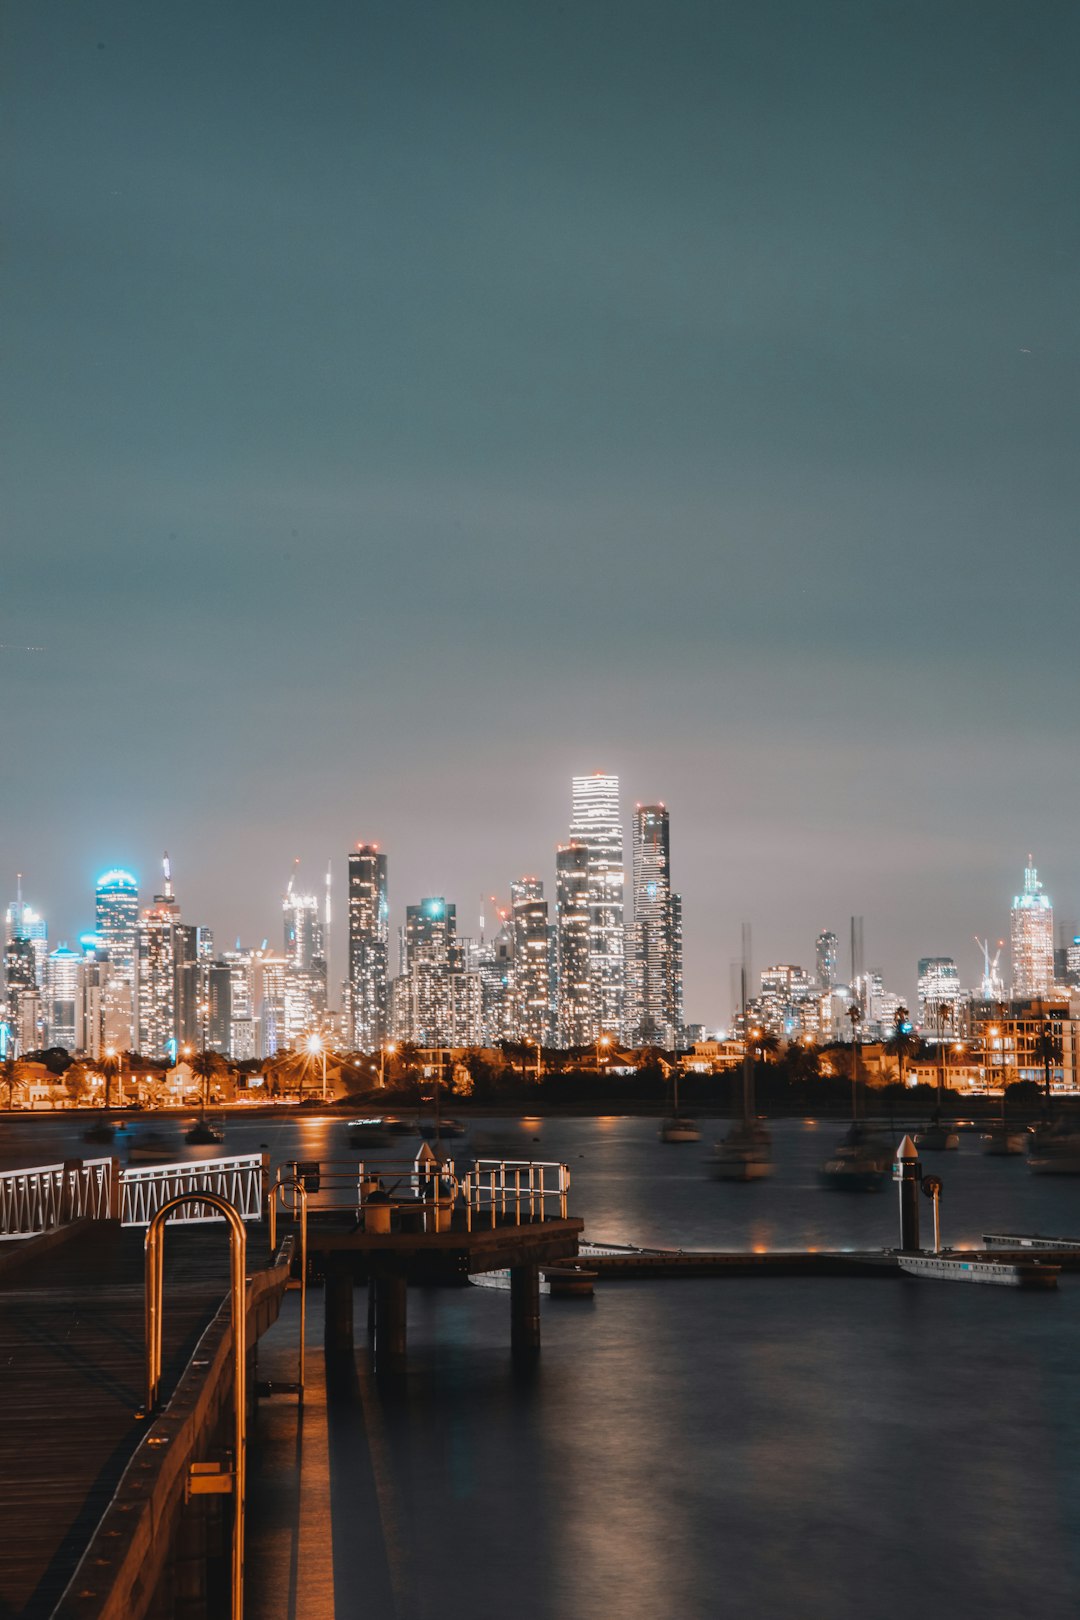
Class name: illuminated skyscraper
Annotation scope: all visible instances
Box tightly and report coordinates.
[555,843,591,1047]
[44,945,82,1050]
[390,898,481,1045]
[137,855,181,1058]
[815,930,839,991]
[6,881,47,989]
[569,773,626,1039]
[627,804,683,1047]
[1011,860,1054,998]
[95,869,139,1048]
[510,878,551,1044]
[348,844,389,1050]
[916,957,964,1028]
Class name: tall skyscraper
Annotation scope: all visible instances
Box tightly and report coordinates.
[555,843,591,1047]
[1011,859,1054,998]
[6,880,48,989]
[510,878,551,1044]
[390,898,482,1046]
[569,773,626,1040]
[348,844,389,1050]
[137,855,181,1058]
[815,930,839,990]
[95,869,139,1049]
[44,944,82,1050]
[916,957,964,1028]
[627,804,683,1047]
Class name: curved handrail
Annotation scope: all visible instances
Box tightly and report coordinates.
[144,1192,247,1620]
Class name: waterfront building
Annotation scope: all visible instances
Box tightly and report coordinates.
[136,856,181,1059]
[347,844,389,1050]
[970,997,1078,1092]
[1011,860,1054,998]
[510,878,551,1045]
[568,774,626,1040]
[95,870,139,1048]
[627,804,683,1047]
[815,930,839,991]
[555,843,592,1047]
[916,957,966,1030]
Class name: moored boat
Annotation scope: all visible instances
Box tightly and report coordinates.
[819,1122,891,1192]
[897,1252,1059,1289]
[980,1125,1026,1156]
[660,1117,703,1143]
[185,1118,224,1146]
[915,1122,960,1152]
[709,1120,773,1180]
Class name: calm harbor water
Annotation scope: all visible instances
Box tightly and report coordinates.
[6,1113,1080,1618]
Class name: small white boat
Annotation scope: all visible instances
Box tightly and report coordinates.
[980,1126,1026,1156]
[659,1117,701,1143]
[709,1120,773,1180]
[914,1122,959,1152]
[897,1252,1059,1289]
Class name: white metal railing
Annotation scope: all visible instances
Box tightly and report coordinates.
[0,1157,116,1236]
[120,1154,267,1227]
[461,1160,570,1225]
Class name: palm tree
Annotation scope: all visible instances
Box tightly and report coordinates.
[785,1040,821,1086]
[189,1048,220,1111]
[1,1053,23,1109]
[884,1007,921,1090]
[1033,1022,1063,1119]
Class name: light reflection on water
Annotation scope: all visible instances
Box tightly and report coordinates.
[6,1115,1080,1616]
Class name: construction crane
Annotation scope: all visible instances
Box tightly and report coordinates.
[975,937,1005,1003]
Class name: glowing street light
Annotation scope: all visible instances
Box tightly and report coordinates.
[595,1033,612,1074]
[306,1032,328,1101]
[380,1041,397,1087]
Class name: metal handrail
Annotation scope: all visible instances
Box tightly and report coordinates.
[0,1156,117,1235]
[266,1176,307,1396]
[122,1153,266,1226]
[144,1193,247,1620]
[462,1159,570,1226]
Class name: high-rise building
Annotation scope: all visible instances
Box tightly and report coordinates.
[510,878,551,1044]
[137,855,181,1059]
[95,870,139,1048]
[44,944,82,1050]
[555,843,591,1047]
[916,957,965,1029]
[569,773,626,1039]
[6,883,48,989]
[627,804,683,1047]
[815,931,839,991]
[1011,860,1054,998]
[347,844,389,1050]
[390,897,482,1045]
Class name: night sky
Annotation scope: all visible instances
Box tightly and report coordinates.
[3,1,1078,1020]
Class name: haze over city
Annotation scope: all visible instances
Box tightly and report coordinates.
[4,1,1078,1019]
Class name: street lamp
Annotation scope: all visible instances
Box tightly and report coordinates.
[306,1033,327,1101]
[533,1039,543,1082]
[380,1041,397,1087]
[595,1033,611,1074]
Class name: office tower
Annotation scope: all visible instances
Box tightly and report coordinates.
[206,961,232,1053]
[569,773,626,1039]
[510,878,551,1044]
[628,804,683,1047]
[555,843,591,1046]
[389,898,483,1046]
[6,881,48,988]
[137,855,181,1058]
[917,957,964,1028]
[252,949,289,1058]
[475,919,514,1045]
[79,934,109,1058]
[815,930,839,991]
[1011,859,1054,998]
[3,933,38,1052]
[753,964,817,1039]
[222,945,257,1059]
[95,870,139,1047]
[347,844,389,1050]
[44,945,82,1050]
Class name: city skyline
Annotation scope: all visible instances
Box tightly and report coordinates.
[3,823,1072,1037]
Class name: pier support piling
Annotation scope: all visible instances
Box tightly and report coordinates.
[324,1259,354,1352]
[374,1275,407,1363]
[510,1263,541,1354]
